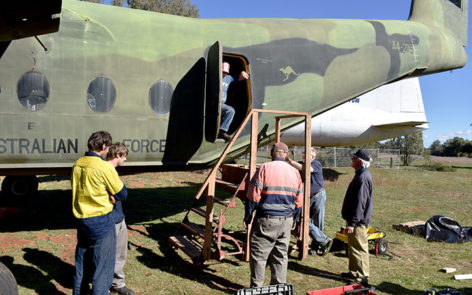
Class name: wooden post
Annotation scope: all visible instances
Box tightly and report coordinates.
[275,117,281,143]
[203,173,215,260]
[243,111,259,262]
[299,114,312,259]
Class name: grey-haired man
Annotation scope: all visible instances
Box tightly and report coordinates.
[341,149,374,287]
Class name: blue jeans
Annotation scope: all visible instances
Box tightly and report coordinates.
[74,226,116,295]
[220,103,235,132]
[309,188,330,245]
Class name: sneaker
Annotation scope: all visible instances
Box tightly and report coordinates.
[110,286,135,295]
[317,238,333,256]
[217,130,231,142]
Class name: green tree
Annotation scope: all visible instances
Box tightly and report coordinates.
[379,138,400,150]
[461,140,472,157]
[127,0,199,17]
[112,0,124,6]
[443,137,465,157]
[80,0,199,17]
[429,139,444,156]
[390,132,424,166]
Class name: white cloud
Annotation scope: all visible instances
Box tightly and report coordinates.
[435,129,472,143]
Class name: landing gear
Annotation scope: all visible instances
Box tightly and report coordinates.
[1,176,39,202]
[0,261,18,295]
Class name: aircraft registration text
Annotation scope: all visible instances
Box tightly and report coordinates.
[0,138,78,154]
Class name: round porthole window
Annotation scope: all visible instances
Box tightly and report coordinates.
[87,76,116,113]
[149,80,173,114]
[17,71,50,111]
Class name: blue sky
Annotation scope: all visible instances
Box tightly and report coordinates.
[188,0,471,147]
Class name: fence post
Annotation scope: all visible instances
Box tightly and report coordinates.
[334,146,337,168]
[377,149,379,167]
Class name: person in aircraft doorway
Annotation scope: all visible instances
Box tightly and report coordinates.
[218,61,250,142]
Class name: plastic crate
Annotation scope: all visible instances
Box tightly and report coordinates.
[306,284,377,295]
[237,284,294,295]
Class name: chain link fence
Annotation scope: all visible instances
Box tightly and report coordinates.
[237,146,401,169]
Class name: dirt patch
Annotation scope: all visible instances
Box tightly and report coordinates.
[0,233,36,248]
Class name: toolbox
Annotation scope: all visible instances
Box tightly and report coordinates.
[306,284,377,295]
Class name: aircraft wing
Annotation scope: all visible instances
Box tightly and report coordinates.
[0,0,61,42]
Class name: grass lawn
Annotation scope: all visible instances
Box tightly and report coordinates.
[0,159,471,294]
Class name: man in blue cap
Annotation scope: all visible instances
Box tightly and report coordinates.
[341,149,374,287]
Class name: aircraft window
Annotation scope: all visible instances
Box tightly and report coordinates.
[87,76,116,113]
[449,0,461,8]
[17,71,50,111]
[149,80,173,114]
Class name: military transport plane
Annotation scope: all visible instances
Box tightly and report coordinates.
[0,0,468,199]
[281,77,428,147]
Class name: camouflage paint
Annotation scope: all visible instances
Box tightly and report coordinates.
[0,0,467,173]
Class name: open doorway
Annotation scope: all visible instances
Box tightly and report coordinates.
[222,54,251,135]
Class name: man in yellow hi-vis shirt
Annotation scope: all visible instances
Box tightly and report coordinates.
[71,131,127,295]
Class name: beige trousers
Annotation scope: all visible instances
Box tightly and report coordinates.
[347,224,369,279]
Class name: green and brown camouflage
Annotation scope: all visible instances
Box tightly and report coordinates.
[0,0,468,176]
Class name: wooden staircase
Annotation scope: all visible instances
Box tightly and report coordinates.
[169,109,313,267]
[169,164,248,267]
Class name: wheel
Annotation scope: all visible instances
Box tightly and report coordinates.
[1,176,39,202]
[378,239,388,255]
[0,262,18,295]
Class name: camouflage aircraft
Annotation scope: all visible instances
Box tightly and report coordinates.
[0,0,468,198]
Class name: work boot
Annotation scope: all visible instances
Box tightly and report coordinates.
[110,285,135,295]
[217,130,231,142]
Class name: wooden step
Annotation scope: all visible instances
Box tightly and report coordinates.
[181,221,205,238]
[169,235,202,261]
[190,207,219,222]
[214,197,230,206]
[215,178,239,193]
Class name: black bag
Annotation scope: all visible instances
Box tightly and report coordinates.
[425,215,470,243]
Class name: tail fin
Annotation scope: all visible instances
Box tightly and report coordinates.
[409,0,468,47]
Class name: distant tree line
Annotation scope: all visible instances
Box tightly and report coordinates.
[428,137,472,157]
[347,132,424,166]
[79,0,200,17]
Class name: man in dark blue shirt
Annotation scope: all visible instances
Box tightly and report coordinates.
[288,147,332,255]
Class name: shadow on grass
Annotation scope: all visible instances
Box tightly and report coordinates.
[0,185,203,232]
[375,282,471,295]
[323,169,344,182]
[129,236,246,294]
[23,248,74,291]
[452,165,472,170]
[0,255,67,295]
[288,260,346,284]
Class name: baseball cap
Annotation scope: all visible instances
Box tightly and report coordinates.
[222,62,230,73]
[351,149,371,161]
[273,142,288,153]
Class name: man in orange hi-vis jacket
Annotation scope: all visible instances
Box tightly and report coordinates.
[244,142,303,288]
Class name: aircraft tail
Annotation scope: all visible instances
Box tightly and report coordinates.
[409,0,468,47]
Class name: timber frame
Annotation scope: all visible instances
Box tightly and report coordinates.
[169,109,312,266]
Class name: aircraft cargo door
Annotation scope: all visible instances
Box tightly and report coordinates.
[205,41,223,143]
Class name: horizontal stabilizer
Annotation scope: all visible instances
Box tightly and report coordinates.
[373,121,429,129]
